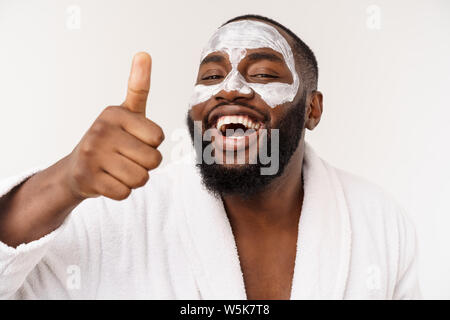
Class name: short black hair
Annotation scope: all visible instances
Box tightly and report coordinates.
[223,14,318,92]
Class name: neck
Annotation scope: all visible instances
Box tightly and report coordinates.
[222,140,305,229]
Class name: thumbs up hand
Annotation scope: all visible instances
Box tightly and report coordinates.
[63,52,164,200]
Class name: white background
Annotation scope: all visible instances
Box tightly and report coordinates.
[0,0,449,298]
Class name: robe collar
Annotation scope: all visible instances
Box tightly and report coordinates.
[177,142,352,299]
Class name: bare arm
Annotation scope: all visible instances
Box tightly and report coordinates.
[0,52,163,248]
[0,157,82,247]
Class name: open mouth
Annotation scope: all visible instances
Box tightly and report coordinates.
[215,115,262,136]
[205,104,268,153]
[208,114,265,152]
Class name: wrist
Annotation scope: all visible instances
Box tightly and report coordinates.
[56,155,87,205]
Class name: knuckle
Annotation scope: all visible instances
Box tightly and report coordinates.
[83,138,98,155]
[114,186,131,200]
[80,138,96,156]
[143,150,162,169]
[101,106,123,122]
[134,171,149,188]
[152,150,163,168]
[90,120,108,137]
[153,126,165,145]
[103,105,119,115]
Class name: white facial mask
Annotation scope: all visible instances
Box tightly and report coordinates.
[189,20,300,109]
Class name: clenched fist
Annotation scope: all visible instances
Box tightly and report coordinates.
[64,52,164,200]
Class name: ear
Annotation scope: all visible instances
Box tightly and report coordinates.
[305,90,323,130]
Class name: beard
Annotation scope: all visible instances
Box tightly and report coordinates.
[187,92,306,198]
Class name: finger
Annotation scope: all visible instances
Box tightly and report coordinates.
[101,106,165,147]
[122,52,152,114]
[113,129,163,170]
[94,171,131,201]
[101,153,150,189]
[121,116,165,148]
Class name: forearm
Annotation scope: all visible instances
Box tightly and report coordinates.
[0,156,83,248]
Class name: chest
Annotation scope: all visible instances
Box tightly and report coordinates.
[234,229,298,300]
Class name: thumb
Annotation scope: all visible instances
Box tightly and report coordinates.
[122,52,152,114]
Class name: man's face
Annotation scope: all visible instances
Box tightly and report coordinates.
[187,19,307,196]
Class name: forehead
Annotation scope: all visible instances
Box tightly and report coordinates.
[201,20,293,62]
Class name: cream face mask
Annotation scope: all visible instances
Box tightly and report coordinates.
[189,20,300,109]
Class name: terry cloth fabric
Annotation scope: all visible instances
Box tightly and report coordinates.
[0,143,421,299]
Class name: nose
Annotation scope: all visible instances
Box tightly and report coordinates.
[214,71,254,102]
[214,88,254,102]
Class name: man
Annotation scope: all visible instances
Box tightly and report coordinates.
[0,15,420,299]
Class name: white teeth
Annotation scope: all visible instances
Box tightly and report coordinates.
[216,118,223,131]
[215,115,261,132]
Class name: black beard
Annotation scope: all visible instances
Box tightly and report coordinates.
[187,92,306,198]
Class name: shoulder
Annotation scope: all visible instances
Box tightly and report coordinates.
[335,166,409,222]
[328,164,420,298]
[330,164,416,248]
[335,167,399,211]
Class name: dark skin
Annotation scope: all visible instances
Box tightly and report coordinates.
[190,21,323,299]
[0,19,323,300]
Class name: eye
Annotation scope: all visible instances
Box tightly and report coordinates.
[250,74,279,79]
[201,74,224,81]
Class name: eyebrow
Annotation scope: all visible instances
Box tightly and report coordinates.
[246,52,283,63]
[200,54,225,65]
[199,51,283,66]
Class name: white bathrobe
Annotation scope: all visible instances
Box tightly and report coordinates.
[0,143,421,299]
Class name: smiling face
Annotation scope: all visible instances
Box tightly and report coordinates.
[187,19,308,196]
[189,19,303,153]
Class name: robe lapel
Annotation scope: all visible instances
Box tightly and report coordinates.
[290,143,352,299]
[177,163,247,299]
[176,142,351,300]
